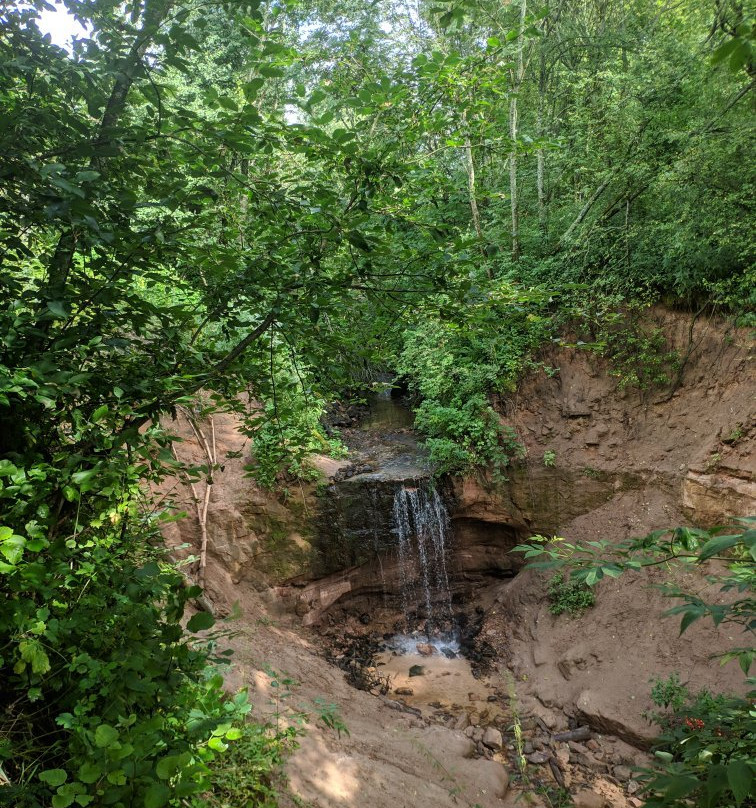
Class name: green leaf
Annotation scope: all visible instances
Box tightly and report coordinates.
[52,795,75,808]
[47,301,68,319]
[145,783,171,808]
[39,769,68,787]
[75,170,100,183]
[77,762,102,784]
[71,469,97,489]
[706,764,728,808]
[679,609,703,635]
[187,611,215,632]
[346,231,372,252]
[19,638,50,674]
[727,760,753,806]
[94,724,119,748]
[698,534,741,561]
[207,735,228,752]
[91,405,109,422]
[156,755,181,780]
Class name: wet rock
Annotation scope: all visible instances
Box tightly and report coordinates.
[442,648,457,659]
[409,664,424,677]
[359,613,371,625]
[482,727,503,752]
[416,643,436,656]
[395,687,414,696]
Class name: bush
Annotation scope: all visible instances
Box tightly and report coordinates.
[547,573,596,616]
[642,674,754,808]
[396,282,554,475]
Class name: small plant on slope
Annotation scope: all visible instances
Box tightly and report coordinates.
[547,572,596,616]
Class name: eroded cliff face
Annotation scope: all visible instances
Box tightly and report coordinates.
[453,307,753,535]
[451,308,754,745]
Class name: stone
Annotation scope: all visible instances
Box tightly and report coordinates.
[627,779,640,795]
[416,643,436,656]
[572,790,607,808]
[409,664,424,677]
[472,727,484,743]
[554,744,570,768]
[482,727,503,752]
[464,726,475,739]
[465,758,509,798]
[614,765,633,782]
[568,741,589,754]
[526,751,550,765]
[395,687,414,696]
[576,690,656,747]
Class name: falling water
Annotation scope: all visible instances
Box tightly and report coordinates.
[391,483,453,632]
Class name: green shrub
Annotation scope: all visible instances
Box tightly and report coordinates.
[547,573,597,616]
[396,282,554,475]
[642,675,755,808]
[191,721,299,808]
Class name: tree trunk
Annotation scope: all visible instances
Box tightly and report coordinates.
[509,0,527,262]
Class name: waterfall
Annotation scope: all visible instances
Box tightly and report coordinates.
[391,483,453,631]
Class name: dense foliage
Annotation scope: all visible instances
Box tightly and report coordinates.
[0,0,753,804]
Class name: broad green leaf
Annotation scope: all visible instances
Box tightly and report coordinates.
[94,724,119,748]
[145,783,171,808]
[19,638,51,674]
[77,761,102,784]
[698,534,741,561]
[156,754,184,780]
[47,301,68,319]
[187,611,215,632]
[91,405,109,422]
[727,760,753,806]
[39,769,68,787]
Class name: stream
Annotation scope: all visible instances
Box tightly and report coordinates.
[318,390,509,734]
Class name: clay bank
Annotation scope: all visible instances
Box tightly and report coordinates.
[161,308,754,808]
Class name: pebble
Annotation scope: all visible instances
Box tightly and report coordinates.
[482,727,503,752]
[526,751,551,765]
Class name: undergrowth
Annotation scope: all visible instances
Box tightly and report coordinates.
[547,572,596,616]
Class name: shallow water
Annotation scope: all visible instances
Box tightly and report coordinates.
[360,391,415,432]
[376,643,507,724]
